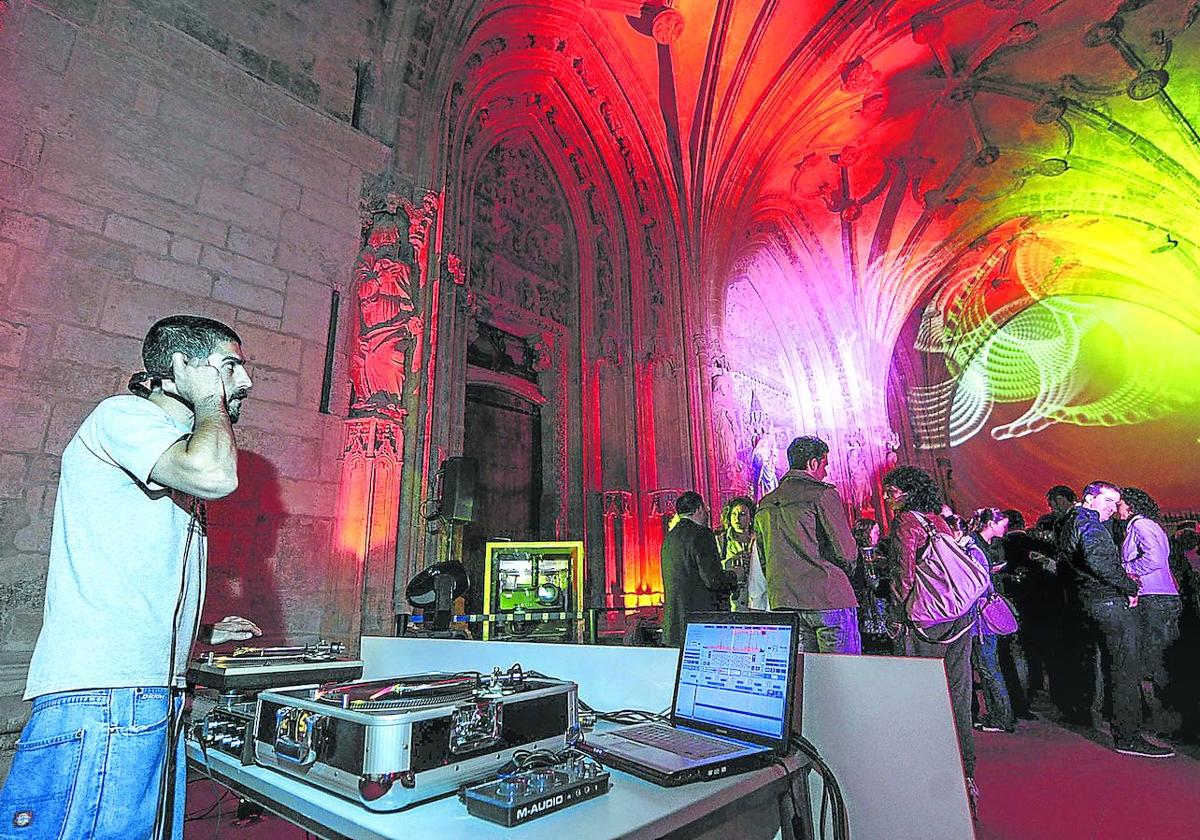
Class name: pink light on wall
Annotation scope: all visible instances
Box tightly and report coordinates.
[716,242,904,519]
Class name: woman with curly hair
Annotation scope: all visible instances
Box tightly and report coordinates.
[716,496,768,611]
[882,465,978,811]
[1117,486,1180,728]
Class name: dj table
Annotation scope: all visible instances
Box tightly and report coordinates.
[186,637,814,840]
[187,735,811,840]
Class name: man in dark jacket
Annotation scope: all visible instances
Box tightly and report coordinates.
[1034,484,1077,545]
[1030,486,1078,719]
[1002,510,1050,716]
[1057,481,1173,757]
[660,492,736,646]
[754,436,860,654]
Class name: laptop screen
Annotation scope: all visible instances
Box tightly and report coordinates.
[672,613,798,748]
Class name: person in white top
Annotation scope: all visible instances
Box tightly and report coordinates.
[716,496,768,611]
[1117,486,1181,727]
[1,315,262,840]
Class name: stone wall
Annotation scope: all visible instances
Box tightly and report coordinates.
[0,0,395,775]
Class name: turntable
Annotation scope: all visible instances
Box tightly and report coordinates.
[187,640,364,766]
[186,640,364,692]
[253,664,578,811]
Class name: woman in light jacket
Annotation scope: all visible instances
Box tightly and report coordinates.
[715,496,768,611]
[1118,487,1181,724]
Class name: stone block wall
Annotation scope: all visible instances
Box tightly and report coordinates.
[0,0,397,774]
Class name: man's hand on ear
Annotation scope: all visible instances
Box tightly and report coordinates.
[166,352,227,407]
[204,615,263,645]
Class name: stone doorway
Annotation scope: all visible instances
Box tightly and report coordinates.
[460,384,543,614]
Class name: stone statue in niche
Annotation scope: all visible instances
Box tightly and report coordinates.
[746,389,768,445]
[710,371,741,488]
[349,183,439,419]
[446,252,466,285]
[349,249,422,419]
[845,429,870,510]
[598,333,622,367]
[750,431,780,502]
[881,428,901,470]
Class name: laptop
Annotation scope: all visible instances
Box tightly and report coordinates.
[579,611,800,786]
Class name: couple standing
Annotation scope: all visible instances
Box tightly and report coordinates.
[661,435,862,654]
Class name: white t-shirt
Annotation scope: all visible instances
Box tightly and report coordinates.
[720,533,769,611]
[25,395,204,699]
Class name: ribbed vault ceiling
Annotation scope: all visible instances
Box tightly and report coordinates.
[428,0,1200,456]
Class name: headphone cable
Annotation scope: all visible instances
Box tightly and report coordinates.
[152,499,207,840]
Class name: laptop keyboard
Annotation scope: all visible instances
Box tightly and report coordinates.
[616,724,744,758]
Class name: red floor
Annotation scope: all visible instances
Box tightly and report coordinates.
[184,713,1200,839]
[972,712,1200,840]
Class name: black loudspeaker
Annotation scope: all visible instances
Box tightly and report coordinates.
[438,456,477,522]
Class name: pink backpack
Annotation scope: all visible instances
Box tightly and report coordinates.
[905,513,991,634]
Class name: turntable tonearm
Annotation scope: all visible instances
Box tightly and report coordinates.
[186,639,364,692]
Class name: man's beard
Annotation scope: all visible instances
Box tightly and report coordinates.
[228,390,249,423]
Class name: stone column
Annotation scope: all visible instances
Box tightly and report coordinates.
[332,417,403,639]
[601,490,633,608]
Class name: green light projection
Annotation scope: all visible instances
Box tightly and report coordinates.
[926,216,1200,446]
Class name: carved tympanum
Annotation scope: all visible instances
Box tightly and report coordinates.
[470,138,571,324]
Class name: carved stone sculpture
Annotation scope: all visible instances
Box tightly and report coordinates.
[845,429,870,510]
[349,184,440,419]
[711,371,741,488]
[349,250,421,419]
[750,432,780,502]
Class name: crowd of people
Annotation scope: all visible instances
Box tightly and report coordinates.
[660,434,1200,815]
[3,310,1192,837]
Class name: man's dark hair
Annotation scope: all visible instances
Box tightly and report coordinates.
[1121,487,1160,521]
[969,507,1007,533]
[142,315,240,377]
[786,436,829,470]
[1046,485,1076,505]
[882,465,942,513]
[1003,509,1025,530]
[675,491,704,516]
[852,518,878,547]
[1082,480,1119,500]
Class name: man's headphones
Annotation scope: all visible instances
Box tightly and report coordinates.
[127,368,173,397]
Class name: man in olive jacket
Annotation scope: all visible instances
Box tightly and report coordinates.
[754,436,861,653]
[661,491,737,646]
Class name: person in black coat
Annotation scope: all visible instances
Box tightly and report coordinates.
[661,491,737,646]
[1056,481,1172,757]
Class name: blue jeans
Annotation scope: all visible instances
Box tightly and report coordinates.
[972,634,1014,730]
[795,607,862,654]
[0,688,184,840]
